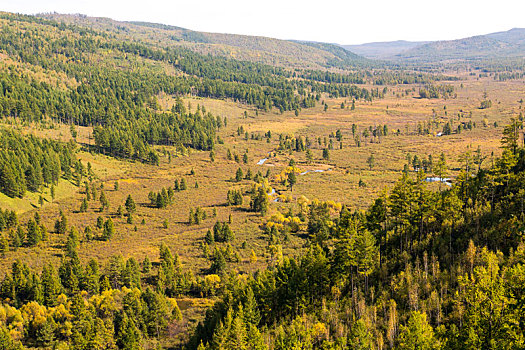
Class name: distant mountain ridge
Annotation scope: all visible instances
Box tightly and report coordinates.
[342,28,525,62]
[342,40,429,59]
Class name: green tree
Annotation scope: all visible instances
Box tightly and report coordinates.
[288,171,297,192]
[80,198,88,213]
[99,190,108,211]
[55,211,68,235]
[456,250,522,349]
[125,194,136,215]
[116,312,142,350]
[348,319,373,350]
[205,229,214,245]
[236,168,244,182]
[396,311,440,350]
[322,148,330,161]
[26,219,41,246]
[66,227,80,257]
[250,187,269,215]
[306,149,313,163]
[41,263,61,306]
[102,218,115,241]
[0,326,23,350]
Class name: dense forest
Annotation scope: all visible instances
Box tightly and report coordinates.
[0,11,478,173]
[0,12,375,118]
[0,129,77,198]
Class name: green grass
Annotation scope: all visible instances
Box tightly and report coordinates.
[0,179,78,214]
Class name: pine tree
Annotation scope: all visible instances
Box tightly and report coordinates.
[348,319,373,350]
[322,148,330,161]
[36,316,57,347]
[26,219,41,246]
[246,323,266,350]
[142,256,152,274]
[250,187,269,215]
[306,149,313,163]
[116,312,142,350]
[102,218,115,241]
[99,190,108,211]
[0,326,23,350]
[66,227,80,258]
[55,212,68,235]
[227,311,248,350]
[125,194,136,215]
[41,263,61,307]
[367,154,375,170]
[205,230,214,245]
[0,235,9,256]
[288,171,297,192]
[243,287,260,326]
[236,168,244,182]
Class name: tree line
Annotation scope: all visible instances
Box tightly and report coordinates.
[0,129,77,198]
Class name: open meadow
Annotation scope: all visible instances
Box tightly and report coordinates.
[1,76,521,279]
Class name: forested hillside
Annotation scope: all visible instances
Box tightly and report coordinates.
[0,129,77,198]
[345,28,525,63]
[40,13,370,70]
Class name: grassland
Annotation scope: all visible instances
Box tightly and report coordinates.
[1,76,521,264]
[0,75,522,340]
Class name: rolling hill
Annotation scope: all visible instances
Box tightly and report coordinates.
[342,40,428,59]
[38,13,369,69]
[342,28,525,63]
[396,32,525,62]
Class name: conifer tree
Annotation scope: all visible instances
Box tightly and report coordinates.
[125,194,136,215]
[26,219,41,246]
[102,218,115,241]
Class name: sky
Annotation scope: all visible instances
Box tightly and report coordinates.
[1,0,524,45]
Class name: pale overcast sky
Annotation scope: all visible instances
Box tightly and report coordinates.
[1,0,524,44]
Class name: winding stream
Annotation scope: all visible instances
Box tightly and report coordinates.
[424,177,452,186]
[300,168,332,175]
